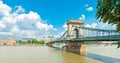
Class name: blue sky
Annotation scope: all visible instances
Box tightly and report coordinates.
[3,0,97,26]
[0,0,115,39]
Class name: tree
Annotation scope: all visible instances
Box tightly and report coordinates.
[32,39,38,44]
[96,0,120,32]
[16,40,21,44]
[39,40,45,44]
[28,40,32,44]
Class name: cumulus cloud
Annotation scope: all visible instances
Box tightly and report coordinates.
[79,14,85,20]
[0,1,57,39]
[98,22,116,30]
[85,23,97,28]
[85,4,93,11]
[0,21,6,28]
[85,24,91,28]
[63,23,67,30]
[0,1,11,16]
[14,6,25,14]
[35,21,57,31]
[86,7,93,11]
[0,32,12,35]
[84,22,115,30]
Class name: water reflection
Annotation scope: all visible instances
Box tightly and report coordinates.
[61,51,102,63]
[87,53,120,63]
[86,44,120,63]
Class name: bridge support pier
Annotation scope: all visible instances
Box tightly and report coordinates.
[46,43,55,47]
[62,41,86,55]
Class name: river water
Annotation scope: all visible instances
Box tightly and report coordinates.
[86,44,120,63]
[0,45,119,63]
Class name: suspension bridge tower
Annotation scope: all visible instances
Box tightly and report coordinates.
[67,19,83,39]
[62,19,86,55]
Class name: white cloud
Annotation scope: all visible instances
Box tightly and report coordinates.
[81,14,85,19]
[85,24,91,28]
[35,21,56,31]
[0,1,11,16]
[2,16,15,24]
[79,14,85,20]
[0,1,57,39]
[15,11,41,30]
[86,7,93,11]
[84,22,115,30]
[85,4,93,11]
[0,21,6,28]
[91,23,97,28]
[85,23,97,28]
[63,23,67,30]
[0,32,12,35]
[98,22,116,30]
[17,11,40,22]
[14,6,25,14]
[11,26,19,32]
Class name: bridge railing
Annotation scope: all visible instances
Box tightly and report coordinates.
[74,26,120,38]
[73,35,120,41]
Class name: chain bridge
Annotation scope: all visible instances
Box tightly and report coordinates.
[46,19,120,55]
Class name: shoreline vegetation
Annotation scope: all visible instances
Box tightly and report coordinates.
[15,39,45,46]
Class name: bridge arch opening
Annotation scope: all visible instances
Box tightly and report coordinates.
[73,29,79,38]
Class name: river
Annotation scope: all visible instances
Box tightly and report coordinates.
[86,44,120,63]
[0,45,119,63]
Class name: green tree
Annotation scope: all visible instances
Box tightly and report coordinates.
[28,40,31,43]
[96,0,120,32]
[19,40,22,43]
[20,41,28,44]
[16,40,22,44]
[32,39,39,44]
[39,40,45,44]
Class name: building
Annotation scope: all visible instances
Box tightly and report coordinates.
[43,36,55,43]
[0,38,16,46]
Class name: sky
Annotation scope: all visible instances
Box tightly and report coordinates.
[0,0,115,39]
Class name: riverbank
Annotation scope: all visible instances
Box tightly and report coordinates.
[0,44,45,47]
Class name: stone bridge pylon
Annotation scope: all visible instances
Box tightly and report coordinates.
[62,19,86,55]
[67,19,83,40]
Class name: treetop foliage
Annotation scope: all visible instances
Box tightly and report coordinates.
[96,0,120,32]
